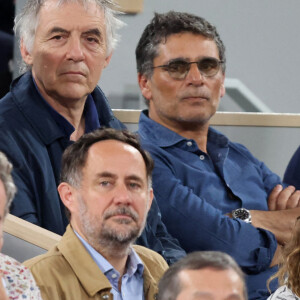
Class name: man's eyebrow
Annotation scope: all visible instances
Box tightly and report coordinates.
[126,175,144,183]
[167,57,188,64]
[95,172,117,179]
[83,28,102,37]
[48,27,69,35]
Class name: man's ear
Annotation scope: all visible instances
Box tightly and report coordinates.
[138,73,152,102]
[103,52,113,69]
[20,38,33,66]
[57,182,76,214]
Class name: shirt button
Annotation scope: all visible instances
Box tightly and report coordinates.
[111,273,117,278]
[102,294,109,299]
[199,155,205,160]
[187,141,193,146]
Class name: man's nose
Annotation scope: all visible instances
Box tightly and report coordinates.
[113,184,132,205]
[66,37,85,61]
[185,62,204,84]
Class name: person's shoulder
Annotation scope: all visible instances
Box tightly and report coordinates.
[133,245,169,269]
[267,285,300,300]
[24,245,65,275]
[0,253,42,298]
[0,253,29,274]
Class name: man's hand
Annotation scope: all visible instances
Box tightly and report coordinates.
[251,207,300,246]
[268,184,300,211]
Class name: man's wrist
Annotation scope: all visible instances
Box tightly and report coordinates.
[232,208,252,224]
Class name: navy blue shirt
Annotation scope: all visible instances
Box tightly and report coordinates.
[284,146,300,190]
[138,110,281,300]
[0,72,124,234]
[0,72,185,265]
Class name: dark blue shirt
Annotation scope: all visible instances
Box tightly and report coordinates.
[284,146,300,190]
[138,110,281,300]
[0,72,185,265]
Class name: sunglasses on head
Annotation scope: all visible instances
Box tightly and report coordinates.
[152,57,224,80]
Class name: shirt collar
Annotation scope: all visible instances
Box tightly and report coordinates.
[32,78,100,139]
[139,110,186,147]
[139,109,229,148]
[74,230,144,279]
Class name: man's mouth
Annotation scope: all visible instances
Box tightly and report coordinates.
[104,207,138,222]
[61,71,86,76]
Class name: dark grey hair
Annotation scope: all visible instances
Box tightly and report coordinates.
[0,152,17,216]
[14,0,124,73]
[136,11,226,78]
[157,251,247,300]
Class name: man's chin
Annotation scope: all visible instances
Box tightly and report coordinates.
[102,225,140,245]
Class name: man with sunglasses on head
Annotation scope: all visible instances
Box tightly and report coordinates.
[136,11,300,300]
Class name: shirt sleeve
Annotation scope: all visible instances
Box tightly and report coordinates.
[0,133,40,225]
[284,146,300,190]
[147,146,278,274]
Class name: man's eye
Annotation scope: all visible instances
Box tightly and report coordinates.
[200,60,218,71]
[100,181,110,187]
[52,35,63,40]
[86,37,99,43]
[129,182,141,189]
[168,62,188,73]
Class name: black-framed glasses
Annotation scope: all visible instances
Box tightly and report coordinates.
[152,57,224,80]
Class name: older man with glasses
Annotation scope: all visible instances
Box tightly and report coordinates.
[136,11,300,300]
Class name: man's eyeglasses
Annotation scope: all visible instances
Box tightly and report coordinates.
[152,57,224,80]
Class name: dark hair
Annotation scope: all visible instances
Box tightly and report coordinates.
[157,251,247,300]
[135,11,226,78]
[61,128,154,188]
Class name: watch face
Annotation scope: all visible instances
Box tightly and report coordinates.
[233,208,249,220]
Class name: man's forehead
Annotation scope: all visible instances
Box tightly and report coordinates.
[41,0,103,12]
[87,140,145,166]
[82,140,148,180]
[38,0,106,24]
[155,32,219,61]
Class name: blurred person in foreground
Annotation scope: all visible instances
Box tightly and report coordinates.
[0,151,42,299]
[157,251,247,300]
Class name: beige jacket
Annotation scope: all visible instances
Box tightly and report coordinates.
[24,225,168,300]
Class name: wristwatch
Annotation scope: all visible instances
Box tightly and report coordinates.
[232,208,252,224]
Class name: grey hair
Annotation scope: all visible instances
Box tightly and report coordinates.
[14,0,124,73]
[136,11,226,78]
[0,152,17,217]
[157,251,247,300]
